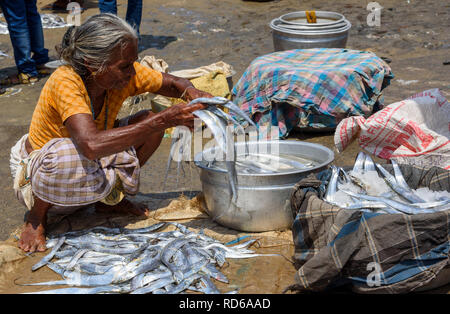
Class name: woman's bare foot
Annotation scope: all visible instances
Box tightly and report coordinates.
[95,198,150,217]
[18,197,51,253]
[18,220,47,253]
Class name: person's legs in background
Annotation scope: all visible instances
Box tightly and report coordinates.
[0,0,48,83]
[98,0,118,15]
[98,0,142,36]
[25,0,49,68]
[0,0,37,77]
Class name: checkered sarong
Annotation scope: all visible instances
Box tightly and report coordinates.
[231,48,394,138]
[28,138,140,207]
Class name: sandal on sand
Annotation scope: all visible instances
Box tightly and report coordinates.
[36,64,52,75]
[0,72,39,85]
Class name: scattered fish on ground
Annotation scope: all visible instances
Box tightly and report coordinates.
[20,222,279,294]
[324,152,450,214]
[0,50,9,57]
[40,14,69,28]
[0,15,8,35]
[0,87,22,97]
[0,14,69,35]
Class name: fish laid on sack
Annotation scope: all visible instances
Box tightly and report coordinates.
[324,152,450,214]
[21,222,279,294]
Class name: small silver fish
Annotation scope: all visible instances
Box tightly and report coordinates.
[161,237,193,284]
[131,267,172,290]
[341,190,445,215]
[154,274,201,294]
[22,285,121,294]
[201,262,229,283]
[193,109,227,153]
[391,160,411,190]
[198,275,221,294]
[205,106,245,135]
[353,151,366,173]
[131,259,208,294]
[363,154,377,172]
[324,166,339,204]
[32,236,66,271]
[64,249,88,271]
[376,163,426,203]
[162,127,190,191]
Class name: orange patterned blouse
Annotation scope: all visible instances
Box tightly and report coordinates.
[28,62,163,150]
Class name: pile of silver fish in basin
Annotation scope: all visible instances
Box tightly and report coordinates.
[324,152,450,214]
[21,222,278,294]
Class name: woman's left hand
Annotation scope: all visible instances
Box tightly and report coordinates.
[183,86,213,102]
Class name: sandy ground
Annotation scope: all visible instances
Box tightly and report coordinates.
[0,0,448,294]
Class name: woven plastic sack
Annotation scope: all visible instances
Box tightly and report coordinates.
[335,89,450,170]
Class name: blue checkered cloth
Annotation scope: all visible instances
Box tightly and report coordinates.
[232,48,394,138]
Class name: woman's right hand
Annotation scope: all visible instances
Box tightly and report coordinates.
[154,101,206,130]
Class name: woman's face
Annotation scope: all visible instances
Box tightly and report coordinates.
[94,37,138,90]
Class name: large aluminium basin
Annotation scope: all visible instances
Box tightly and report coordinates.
[194,140,334,232]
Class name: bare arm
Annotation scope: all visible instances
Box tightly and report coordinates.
[64,72,212,160]
[65,101,203,160]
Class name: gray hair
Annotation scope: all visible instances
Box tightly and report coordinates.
[59,13,138,78]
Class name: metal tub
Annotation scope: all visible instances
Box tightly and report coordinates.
[269,11,351,51]
[194,140,334,232]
